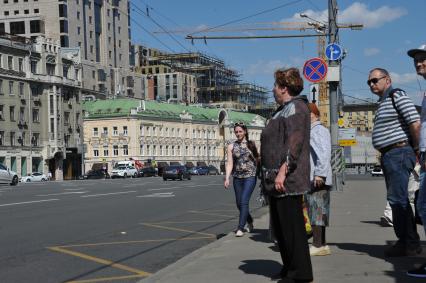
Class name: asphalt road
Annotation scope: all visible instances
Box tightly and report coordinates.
[0,175,266,283]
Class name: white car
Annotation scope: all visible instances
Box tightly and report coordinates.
[21,172,48,182]
[371,167,384,177]
[111,165,138,178]
[0,163,19,186]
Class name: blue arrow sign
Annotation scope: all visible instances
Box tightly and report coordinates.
[325,43,343,61]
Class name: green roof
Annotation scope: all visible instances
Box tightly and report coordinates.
[83,99,265,126]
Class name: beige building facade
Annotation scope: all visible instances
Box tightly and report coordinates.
[82,99,265,173]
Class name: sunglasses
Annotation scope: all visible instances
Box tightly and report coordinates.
[367,76,386,86]
[234,122,245,127]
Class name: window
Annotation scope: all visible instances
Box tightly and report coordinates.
[0,131,3,145]
[103,146,109,156]
[77,27,81,35]
[63,65,68,78]
[140,144,144,155]
[113,145,118,156]
[64,112,69,125]
[10,132,15,146]
[24,9,29,14]
[93,127,98,136]
[8,56,13,70]
[34,9,39,14]
[58,3,67,17]
[32,108,39,122]
[30,60,37,73]
[123,126,128,135]
[77,11,80,19]
[60,20,68,33]
[123,145,128,155]
[10,21,25,34]
[8,81,13,94]
[93,149,99,157]
[14,10,19,15]
[0,105,3,119]
[60,35,69,47]
[89,16,92,24]
[113,126,118,136]
[102,127,108,135]
[19,82,24,96]
[4,11,9,16]
[31,133,39,146]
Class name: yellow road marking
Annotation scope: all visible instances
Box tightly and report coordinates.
[188,210,236,218]
[53,236,214,248]
[141,222,216,237]
[48,246,151,276]
[67,274,147,283]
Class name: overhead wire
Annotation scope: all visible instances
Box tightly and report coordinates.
[187,0,304,36]
[102,0,176,53]
[130,2,192,53]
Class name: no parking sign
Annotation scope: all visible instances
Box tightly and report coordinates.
[303,57,328,83]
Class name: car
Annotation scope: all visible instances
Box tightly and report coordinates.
[195,166,210,175]
[111,165,138,179]
[20,172,48,182]
[371,166,384,177]
[188,167,198,175]
[0,163,18,186]
[138,167,157,177]
[81,170,110,180]
[207,165,220,175]
[163,165,191,181]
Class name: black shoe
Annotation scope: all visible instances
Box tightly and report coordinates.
[384,243,422,257]
[270,268,288,281]
[407,263,426,278]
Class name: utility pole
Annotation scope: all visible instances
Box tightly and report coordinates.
[328,0,344,191]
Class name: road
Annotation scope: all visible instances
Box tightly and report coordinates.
[0,175,265,283]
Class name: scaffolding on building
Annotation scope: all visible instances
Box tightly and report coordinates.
[145,52,269,109]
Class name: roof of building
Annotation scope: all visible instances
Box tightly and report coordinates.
[83,99,266,127]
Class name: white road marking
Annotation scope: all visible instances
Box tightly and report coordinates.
[81,191,136,198]
[0,199,59,207]
[64,188,88,191]
[37,192,87,197]
[148,184,221,191]
[137,192,175,198]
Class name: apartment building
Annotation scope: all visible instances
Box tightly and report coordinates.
[0,0,144,100]
[82,99,266,173]
[0,34,83,180]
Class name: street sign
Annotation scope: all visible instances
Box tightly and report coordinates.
[338,128,356,146]
[303,58,328,83]
[310,84,319,103]
[325,43,343,61]
[338,118,345,127]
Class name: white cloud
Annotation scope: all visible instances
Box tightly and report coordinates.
[364,47,380,56]
[284,2,407,29]
[246,60,290,75]
[389,72,419,84]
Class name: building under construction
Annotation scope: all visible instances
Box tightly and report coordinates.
[134,46,268,111]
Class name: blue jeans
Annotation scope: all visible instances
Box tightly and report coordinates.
[381,146,420,248]
[233,176,256,231]
[417,153,426,236]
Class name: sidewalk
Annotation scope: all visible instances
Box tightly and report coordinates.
[140,177,426,283]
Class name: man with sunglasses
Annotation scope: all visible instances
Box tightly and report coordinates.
[370,67,421,257]
[407,44,426,278]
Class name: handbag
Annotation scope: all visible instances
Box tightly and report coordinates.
[260,167,279,196]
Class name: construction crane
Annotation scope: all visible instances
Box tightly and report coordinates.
[154,20,362,120]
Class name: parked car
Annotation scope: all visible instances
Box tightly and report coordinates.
[207,165,220,175]
[138,167,157,177]
[111,165,138,179]
[0,163,18,186]
[195,166,210,175]
[163,165,191,181]
[81,170,110,180]
[188,167,199,175]
[20,172,48,182]
[371,166,384,177]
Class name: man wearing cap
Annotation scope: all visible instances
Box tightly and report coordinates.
[369,67,421,257]
[407,44,426,278]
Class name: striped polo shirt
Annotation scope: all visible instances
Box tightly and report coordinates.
[372,87,420,150]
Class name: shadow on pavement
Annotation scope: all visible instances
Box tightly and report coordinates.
[334,242,426,282]
[360,220,383,226]
[239,259,282,279]
[248,228,272,244]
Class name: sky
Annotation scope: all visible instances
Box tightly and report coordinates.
[129,0,426,105]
